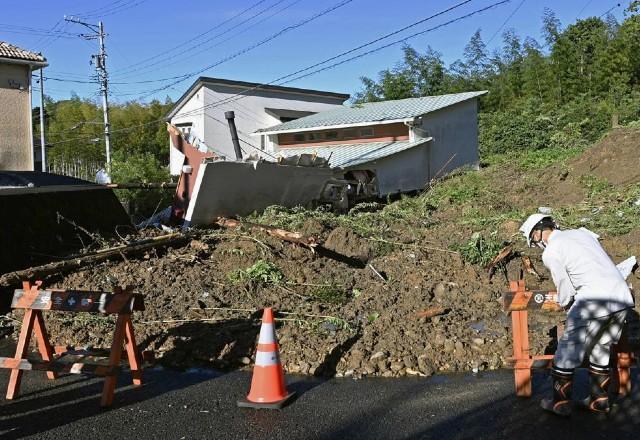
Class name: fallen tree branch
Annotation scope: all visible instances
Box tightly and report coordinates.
[415,307,448,319]
[215,217,318,250]
[0,233,188,287]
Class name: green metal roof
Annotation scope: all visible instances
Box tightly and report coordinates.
[255,91,487,134]
[275,138,432,169]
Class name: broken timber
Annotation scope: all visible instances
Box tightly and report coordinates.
[215,217,318,250]
[0,233,188,287]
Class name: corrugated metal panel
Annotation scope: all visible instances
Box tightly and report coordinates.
[275,138,432,169]
[256,91,487,133]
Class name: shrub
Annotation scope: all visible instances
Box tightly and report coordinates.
[228,260,284,286]
[454,232,505,266]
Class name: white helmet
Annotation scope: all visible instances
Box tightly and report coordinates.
[519,214,555,247]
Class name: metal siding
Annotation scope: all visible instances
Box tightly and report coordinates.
[275,138,432,168]
[421,99,480,179]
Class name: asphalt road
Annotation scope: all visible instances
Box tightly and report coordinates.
[0,363,639,440]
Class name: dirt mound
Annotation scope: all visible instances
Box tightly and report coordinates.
[2,129,639,379]
[569,128,640,185]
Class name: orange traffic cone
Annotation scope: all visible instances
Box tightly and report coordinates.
[237,307,295,409]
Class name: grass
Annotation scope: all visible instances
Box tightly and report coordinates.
[453,232,505,266]
[227,260,284,286]
[311,283,348,304]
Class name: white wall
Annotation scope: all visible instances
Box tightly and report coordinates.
[169,89,206,175]
[169,83,346,175]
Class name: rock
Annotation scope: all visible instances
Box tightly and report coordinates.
[377,360,390,372]
[433,333,446,347]
[370,351,388,362]
[472,338,485,346]
[402,355,416,369]
[240,357,251,365]
[433,283,447,301]
[417,355,435,376]
[382,370,394,377]
[443,339,455,353]
[390,360,404,372]
[299,362,310,375]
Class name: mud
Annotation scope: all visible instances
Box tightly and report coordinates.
[1,129,639,378]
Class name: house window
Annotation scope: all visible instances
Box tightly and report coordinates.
[308,132,323,141]
[360,127,374,137]
[342,129,356,139]
[325,131,339,140]
[176,122,192,136]
[293,133,305,142]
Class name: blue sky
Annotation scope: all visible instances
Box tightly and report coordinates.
[0,0,629,103]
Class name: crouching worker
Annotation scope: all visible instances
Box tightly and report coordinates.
[519,214,635,417]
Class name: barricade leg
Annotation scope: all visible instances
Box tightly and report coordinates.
[124,316,142,386]
[101,314,127,407]
[616,351,632,396]
[511,307,532,397]
[33,311,57,380]
[6,310,36,399]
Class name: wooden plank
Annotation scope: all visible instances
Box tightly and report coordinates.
[502,289,562,312]
[11,289,144,313]
[0,357,119,376]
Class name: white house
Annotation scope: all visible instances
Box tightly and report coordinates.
[254,91,488,197]
[166,77,349,175]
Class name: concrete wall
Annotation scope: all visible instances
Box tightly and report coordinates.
[0,63,32,170]
[418,99,480,180]
[185,160,336,225]
[169,83,346,175]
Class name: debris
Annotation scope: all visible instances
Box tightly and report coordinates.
[486,245,514,279]
[215,217,318,250]
[415,307,447,319]
[537,207,552,215]
[0,233,188,287]
[521,256,544,280]
[368,264,387,282]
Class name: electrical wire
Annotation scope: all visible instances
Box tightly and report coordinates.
[45,0,510,146]
[112,0,298,80]
[114,0,355,97]
[110,0,270,76]
[486,0,525,45]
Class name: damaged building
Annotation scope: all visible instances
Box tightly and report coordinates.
[166,77,350,174]
[255,91,488,198]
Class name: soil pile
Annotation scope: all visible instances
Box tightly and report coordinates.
[1,129,639,378]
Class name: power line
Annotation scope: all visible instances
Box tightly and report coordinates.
[178,0,497,119]
[599,2,622,18]
[112,0,298,80]
[75,0,150,19]
[117,0,356,98]
[577,0,595,18]
[48,0,509,147]
[486,0,526,45]
[110,0,270,76]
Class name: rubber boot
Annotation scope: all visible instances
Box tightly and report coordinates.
[541,366,573,417]
[578,364,611,414]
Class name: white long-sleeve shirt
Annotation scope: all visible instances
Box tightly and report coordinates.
[542,229,634,318]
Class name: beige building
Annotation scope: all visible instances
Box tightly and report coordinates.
[0,41,47,170]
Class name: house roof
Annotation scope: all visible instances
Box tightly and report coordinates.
[255,91,488,135]
[166,76,350,120]
[0,41,47,65]
[275,138,432,169]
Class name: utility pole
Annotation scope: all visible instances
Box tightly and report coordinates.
[64,16,112,170]
[39,68,46,172]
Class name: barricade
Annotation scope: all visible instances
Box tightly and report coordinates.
[0,281,145,407]
[502,279,637,397]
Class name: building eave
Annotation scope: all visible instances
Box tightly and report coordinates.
[0,57,48,69]
[166,76,350,121]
